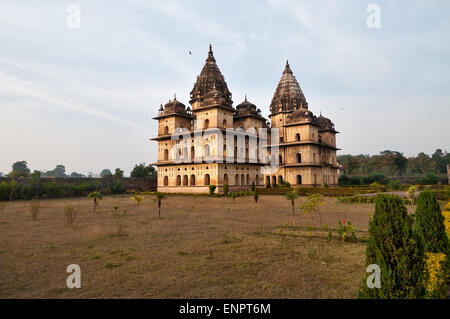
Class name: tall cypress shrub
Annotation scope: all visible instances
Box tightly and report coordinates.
[414,191,449,254]
[358,194,425,299]
[414,191,449,298]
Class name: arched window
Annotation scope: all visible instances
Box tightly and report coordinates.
[272,176,276,185]
[295,133,300,141]
[204,174,210,186]
[204,119,209,129]
[246,174,250,185]
[204,144,210,157]
[223,119,227,128]
[278,175,283,184]
[235,174,240,185]
[164,126,169,135]
[266,176,271,186]
[255,175,260,185]
[241,174,245,185]
[297,175,302,185]
[296,153,302,163]
[224,174,229,184]
[183,175,188,186]
[190,174,195,186]
[313,153,316,162]
[176,175,181,186]
[164,149,169,161]
[279,155,283,164]
[191,146,195,161]
[183,147,188,160]
[163,176,168,186]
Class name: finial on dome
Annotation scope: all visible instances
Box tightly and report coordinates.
[206,44,215,62]
[174,93,177,101]
[245,94,247,102]
[286,60,289,67]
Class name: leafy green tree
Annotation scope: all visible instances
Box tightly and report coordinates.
[113,168,124,178]
[88,191,102,213]
[337,155,361,175]
[10,161,30,177]
[70,172,84,178]
[130,163,156,178]
[43,165,67,178]
[100,169,112,178]
[153,193,166,218]
[130,163,149,178]
[358,194,425,299]
[414,191,449,253]
[285,190,299,216]
[431,149,446,174]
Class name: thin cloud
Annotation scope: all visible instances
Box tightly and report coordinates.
[0,70,149,133]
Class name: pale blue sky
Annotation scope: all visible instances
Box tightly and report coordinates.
[0,0,449,176]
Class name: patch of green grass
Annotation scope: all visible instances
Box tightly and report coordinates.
[177,250,187,256]
[104,262,123,269]
[92,253,102,260]
[307,248,317,259]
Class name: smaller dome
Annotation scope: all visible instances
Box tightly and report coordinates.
[162,97,186,115]
[315,114,335,130]
[289,108,314,122]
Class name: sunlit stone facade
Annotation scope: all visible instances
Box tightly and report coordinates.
[152,45,340,193]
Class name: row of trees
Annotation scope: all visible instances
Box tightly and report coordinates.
[1,161,157,179]
[338,149,450,177]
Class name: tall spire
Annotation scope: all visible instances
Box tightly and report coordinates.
[189,44,232,107]
[270,61,307,114]
[206,44,215,63]
[283,60,292,74]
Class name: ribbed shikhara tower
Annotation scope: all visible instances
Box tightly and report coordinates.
[151,46,340,192]
[266,61,340,186]
[152,45,268,193]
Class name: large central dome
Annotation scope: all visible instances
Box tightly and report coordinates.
[270,61,308,114]
[189,45,233,107]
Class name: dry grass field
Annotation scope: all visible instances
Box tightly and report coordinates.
[0,194,420,299]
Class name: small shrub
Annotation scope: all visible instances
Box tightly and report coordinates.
[223,182,229,196]
[64,202,78,225]
[131,194,144,205]
[29,199,40,220]
[337,220,357,242]
[389,179,401,190]
[209,185,216,196]
[251,182,255,192]
[109,179,126,194]
[406,185,418,205]
[88,191,102,213]
[253,192,259,203]
[231,192,238,200]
